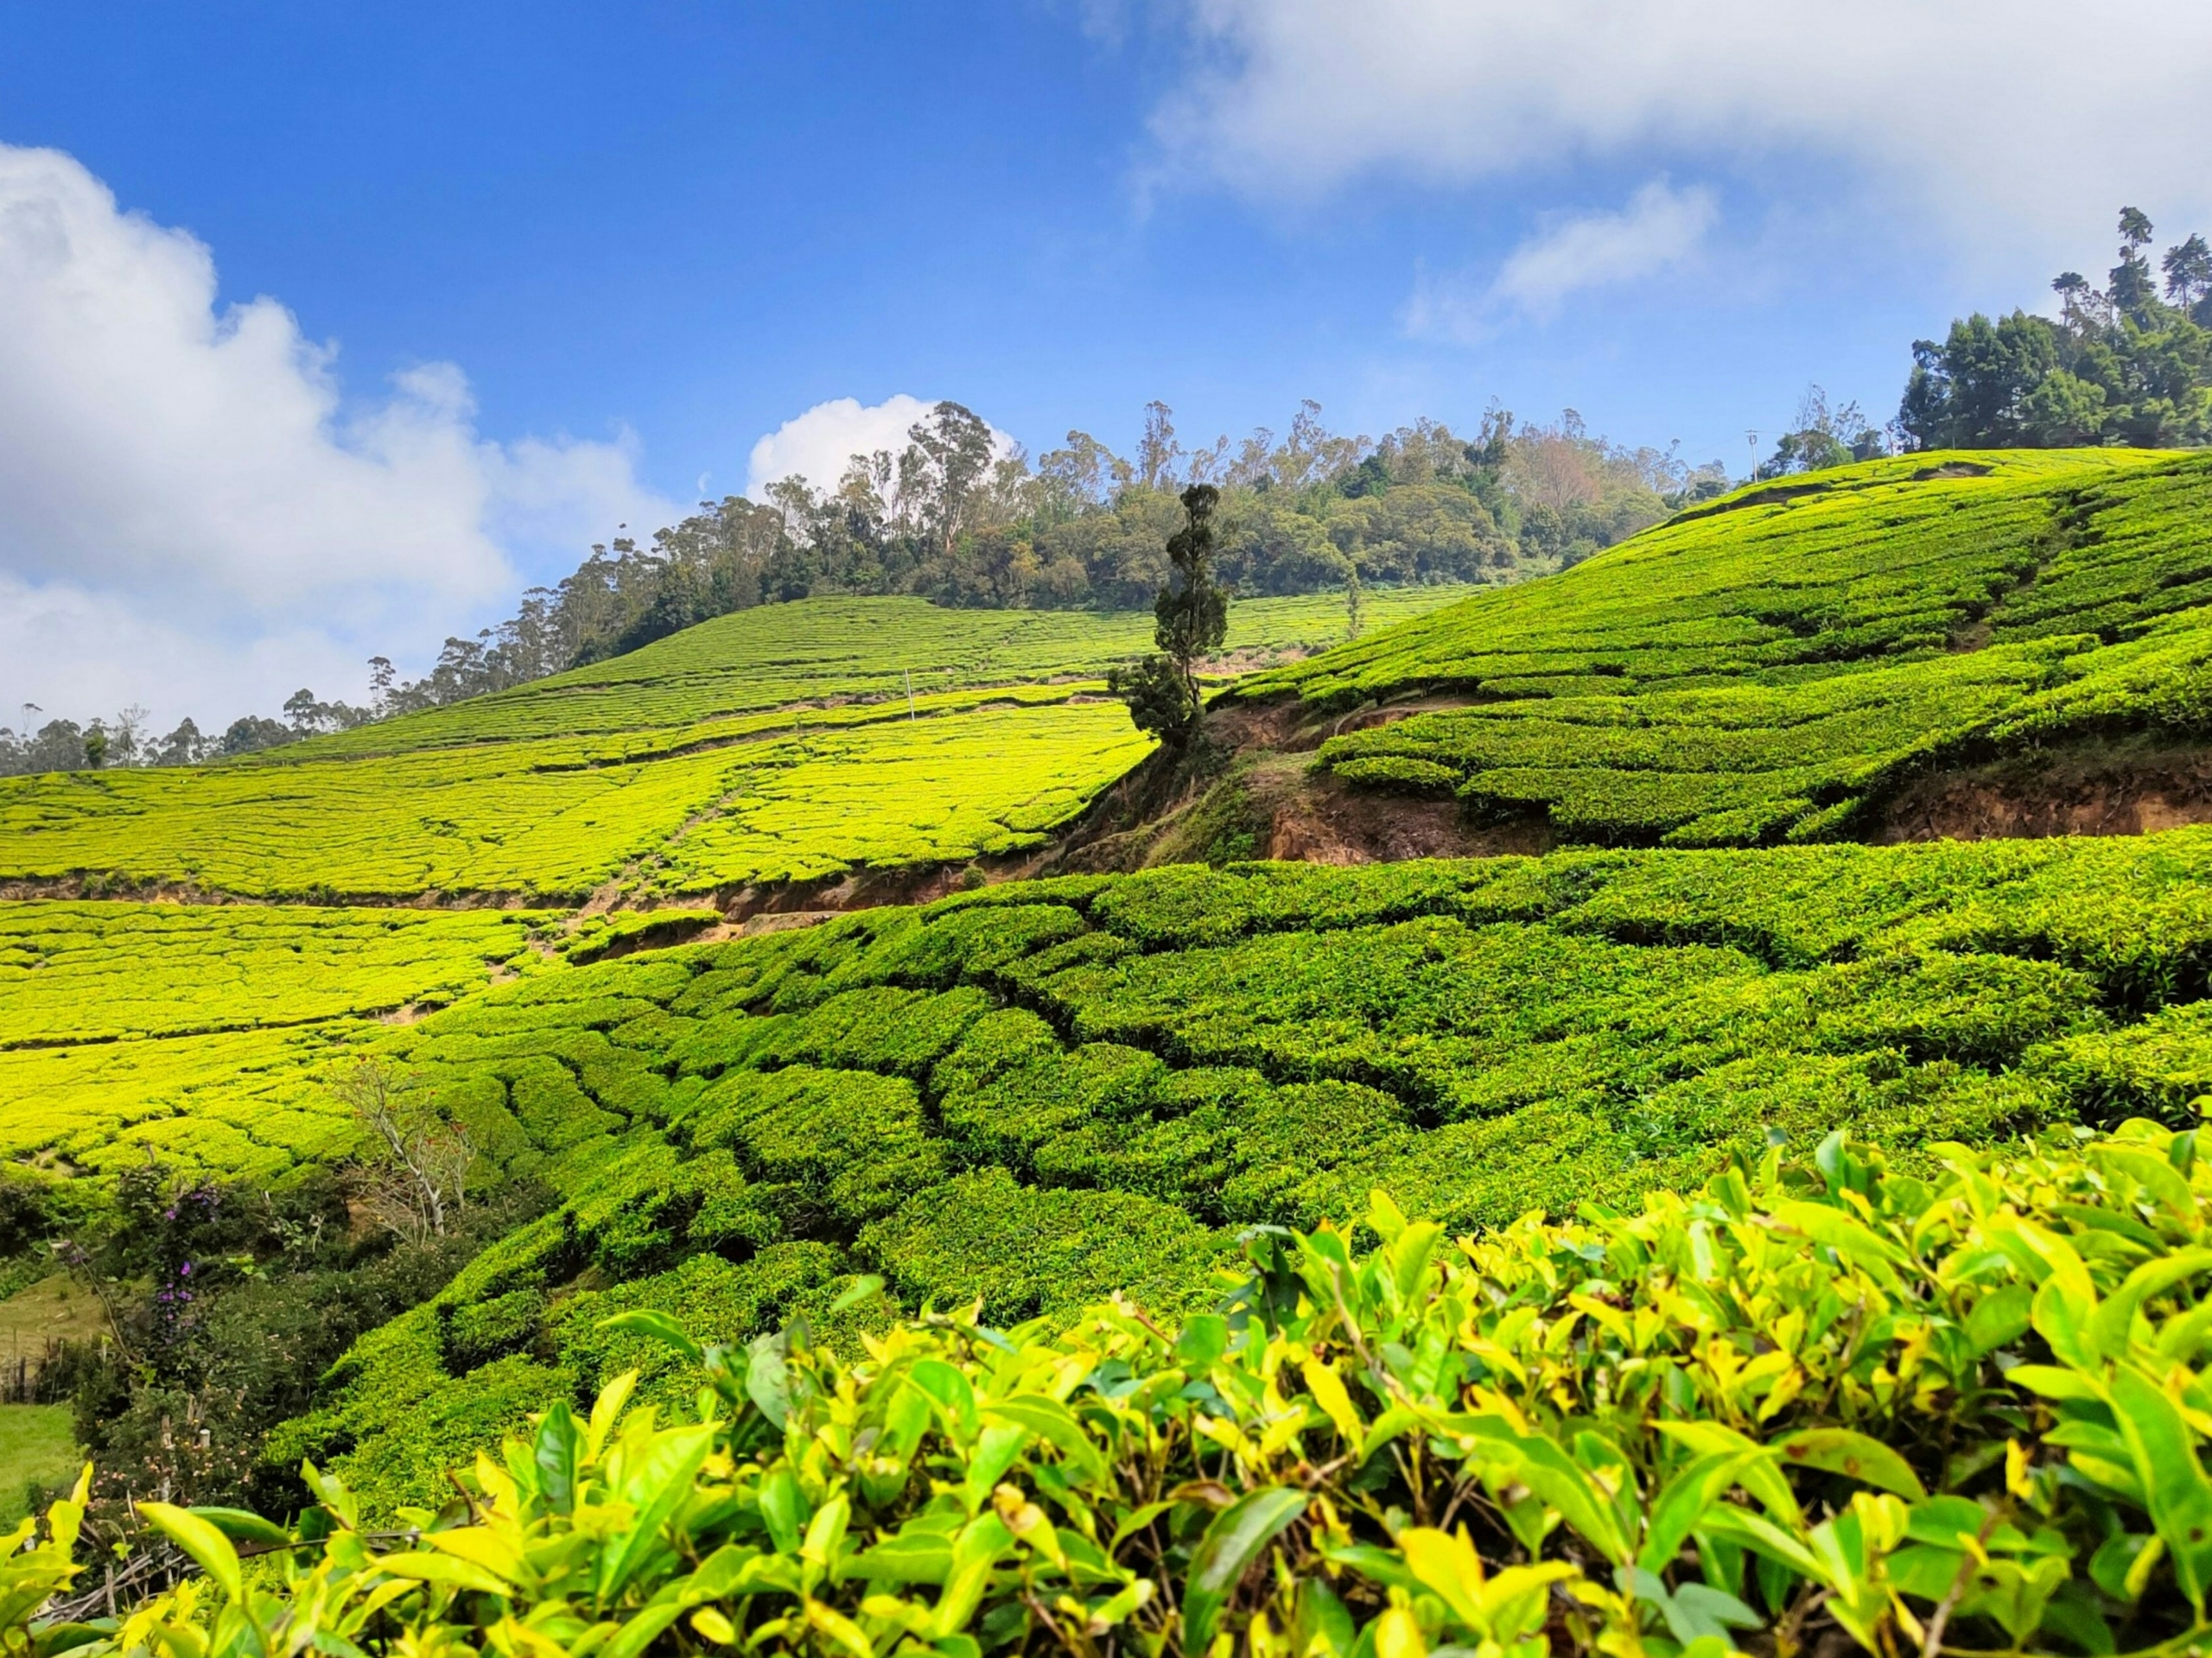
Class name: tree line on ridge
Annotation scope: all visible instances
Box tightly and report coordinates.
[1,403,1718,774]
[10,202,2206,778]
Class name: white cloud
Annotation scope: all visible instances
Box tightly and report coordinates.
[745,395,1020,500]
[1147,0,2212,255]
[1407,178,1718,340]
[0,574,355,740]
[0,143,680,730]
[746,395,939,499]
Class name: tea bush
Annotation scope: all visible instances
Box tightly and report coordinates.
[276,833,2212,1510]
[0,904,552,1182]
[1243,450,2212,845]
[31,1122,2212,1657]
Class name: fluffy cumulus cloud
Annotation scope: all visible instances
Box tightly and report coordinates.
[0,143,678,731]
[0,575,350,741]
[744,394,1017,499]
[1147,0,2212,257]
[1406,177,1718,340]
[744,394,942,499]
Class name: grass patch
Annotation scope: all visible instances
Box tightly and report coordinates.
[0,1405,78,1526]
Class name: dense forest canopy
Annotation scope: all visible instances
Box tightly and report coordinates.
[1,403,1720,774]
[1900,206,2212,450]
[365,400,1721,714]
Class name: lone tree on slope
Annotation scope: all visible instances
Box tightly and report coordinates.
[1110,483,1229,744]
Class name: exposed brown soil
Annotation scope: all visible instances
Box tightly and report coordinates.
[569,910,730,962]
[1201,688,1485,755]
[715,848,1052,921]
[1043,719,1546,877]
[1878,741,2212,842]
[1259,767,1550,864]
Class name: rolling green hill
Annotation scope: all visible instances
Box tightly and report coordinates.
[1239,449,2212,846]
[0,903,554,1179]
[0,588,1468,904]
[15,452,2212,1658]
[286,830,2212,1505]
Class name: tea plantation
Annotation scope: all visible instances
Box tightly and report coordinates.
[1251,449,2212,843]
[55,1122,2212,1658]
[16,457,2212,1657]
[0,902,551,1179]
[0,591,1471,903]
[0,694,1147,904]
[289,588,1473,760]
[278,832,2212,1506]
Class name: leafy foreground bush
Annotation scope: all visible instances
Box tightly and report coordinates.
[22,1122,2212,1657]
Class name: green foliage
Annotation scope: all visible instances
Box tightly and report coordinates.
[306,592,1478,764]
[0,593,1474,903]
[0,1410,79,1528]
[35,1158,545,1523]
[1160,489,1230,696]
[1902,206,2212,450]
[1109,484,1231,745]
[1244,449,2212,844]
[0,904,547,1048]
[43,1125,2212,1656]
[274,831,2212,1509]
[0,904,551,1183]
[1102,657,1189,746]
[0,1466,87,1644]
[424,400,1625,708]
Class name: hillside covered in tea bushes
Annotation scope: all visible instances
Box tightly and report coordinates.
[0,904,556,1181]
[10,447,2212,1658]
[1239,448,2212,848]
[276,833,2212,1506]
[0,590,1466,906]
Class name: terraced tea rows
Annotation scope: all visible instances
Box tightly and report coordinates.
[657,700,1153,889]
[3,1024,381,1180]
[0,902,553,1179]
[292,587,1478,759]
[0,590,1478,902]
[286,829,2212,1504]
[1249,449,2212,844]
[0,696,1145,902]
[0,736,740,901]
[0,903,547,1046]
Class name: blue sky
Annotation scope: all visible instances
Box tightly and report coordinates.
[3,1,2209,727]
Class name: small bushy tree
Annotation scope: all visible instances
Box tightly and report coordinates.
[1109,484,1229,743]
